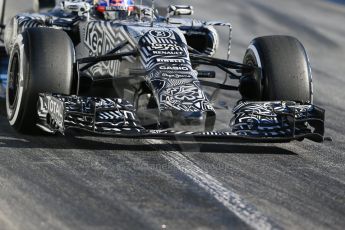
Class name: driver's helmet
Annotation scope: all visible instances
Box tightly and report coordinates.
[93,0,136,19]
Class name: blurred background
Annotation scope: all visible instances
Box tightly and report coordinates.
[1,0,345,107]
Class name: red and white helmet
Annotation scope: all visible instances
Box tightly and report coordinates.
[94,0,135,14]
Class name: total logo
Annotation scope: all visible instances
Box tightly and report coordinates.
[48,98,63,123]
[149,30,173,38]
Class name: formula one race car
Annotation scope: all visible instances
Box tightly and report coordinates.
[0,0,325,143]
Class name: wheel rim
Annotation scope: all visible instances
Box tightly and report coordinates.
[242,49,263,100]
[8,51,20,110]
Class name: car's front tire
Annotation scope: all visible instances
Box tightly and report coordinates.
[6,28,75,133]
[242,35,313,103]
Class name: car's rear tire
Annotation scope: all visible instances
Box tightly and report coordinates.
[242,35,313,103]
[6,27,75,133]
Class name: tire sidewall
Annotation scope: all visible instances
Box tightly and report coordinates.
[303,48,314,103]
[6,34,30,128]
[246,42,269,100]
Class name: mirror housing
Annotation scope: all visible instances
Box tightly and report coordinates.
[141,8,154,18]
[167,5,194,16]
[60,1,91,16]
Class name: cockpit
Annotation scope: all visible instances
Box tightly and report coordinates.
[58,0,144,21]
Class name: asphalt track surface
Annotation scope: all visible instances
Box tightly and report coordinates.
[0,0,345,229]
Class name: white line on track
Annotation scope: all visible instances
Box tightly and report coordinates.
[148,139,280,230]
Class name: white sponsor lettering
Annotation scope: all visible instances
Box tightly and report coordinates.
[67,5,79,10]
[152,50,184,55]
[161,73,193,78]
[149,30,173,38]
[48,98,64,126]
[151,44,184,51]
[159,66,189,71]
[157,58,186,63]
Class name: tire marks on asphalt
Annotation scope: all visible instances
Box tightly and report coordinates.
[148,139,281,230]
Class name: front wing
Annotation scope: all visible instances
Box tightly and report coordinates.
[37,94,325,143]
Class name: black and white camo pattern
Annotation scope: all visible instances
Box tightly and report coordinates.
[231,101,324,137]
[82,21,137,77]
[138,28,214,113]
[4,14,47,54]
[8,14,217,114]
[4,13,77,54]
[15,14,46,31]
[37,95,324,143]
[38,94,144,134]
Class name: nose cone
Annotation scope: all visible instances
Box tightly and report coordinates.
[159,110,212,132]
